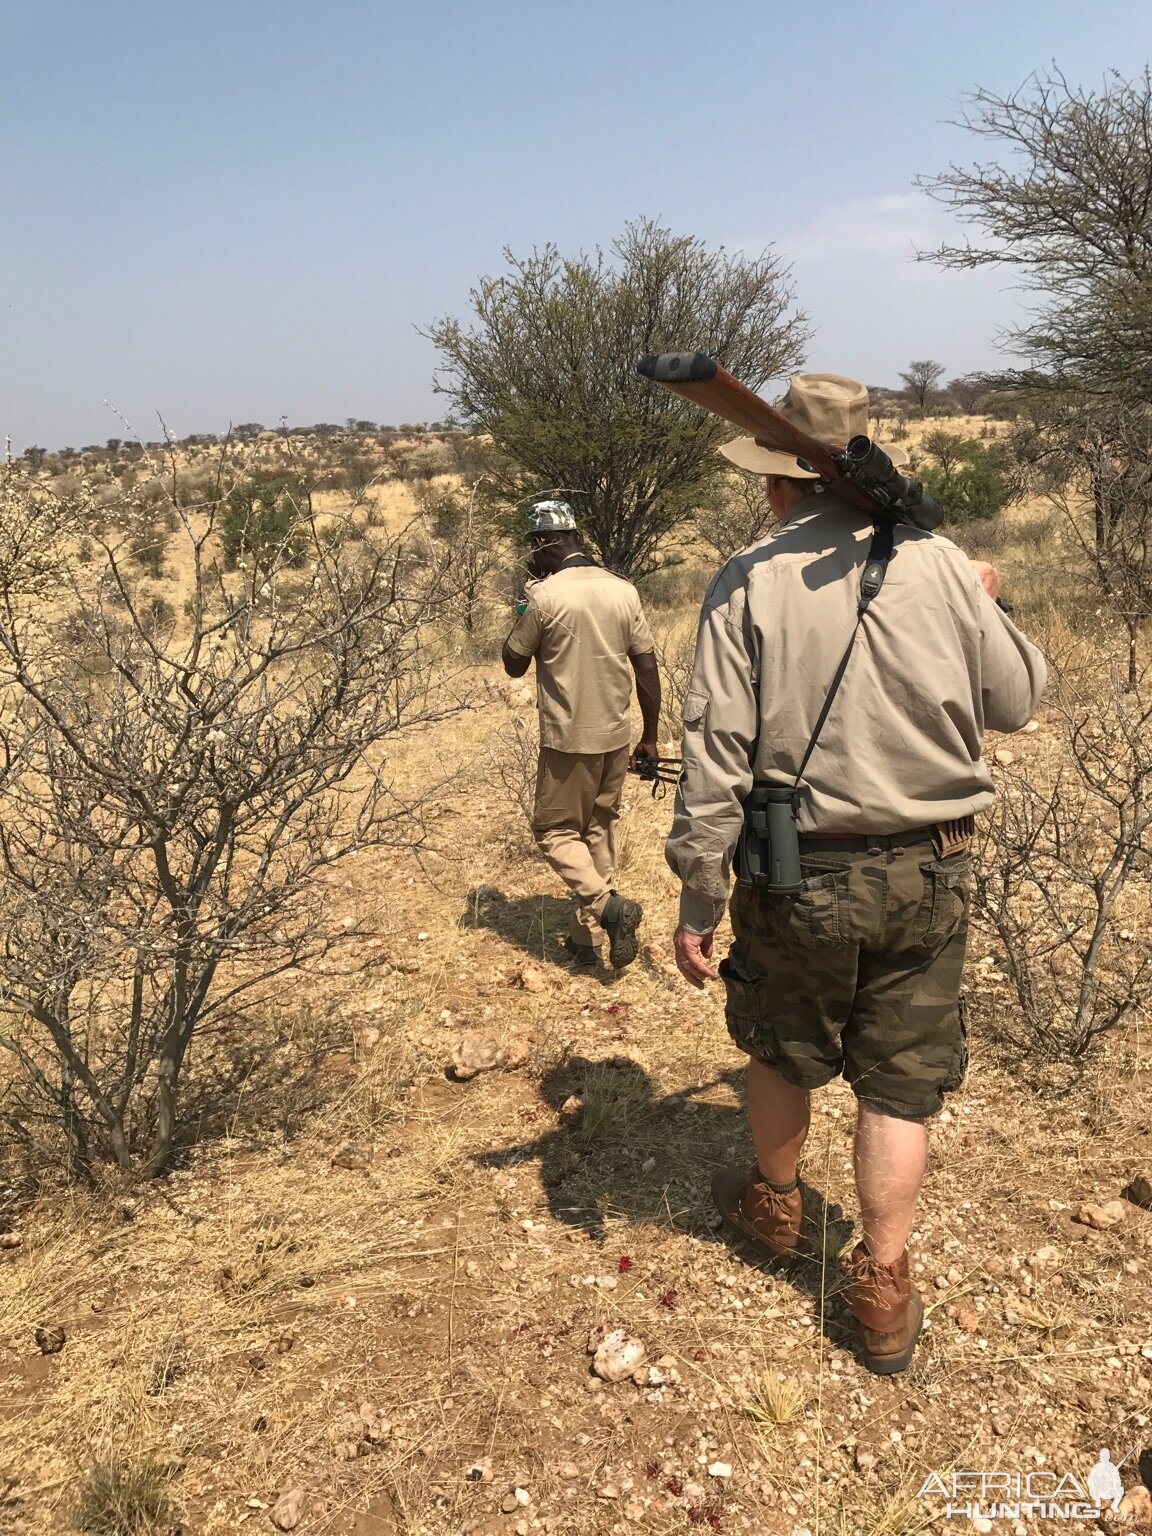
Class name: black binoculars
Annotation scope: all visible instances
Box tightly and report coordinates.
[737,782,803,894]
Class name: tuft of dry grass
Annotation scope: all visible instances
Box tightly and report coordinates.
[577,1061,656,1145]
[740,1372,807,1427]
[1013,1297,1069,1335]
[75,1454,173,1535]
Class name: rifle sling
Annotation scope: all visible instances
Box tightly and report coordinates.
[792,521,895,790]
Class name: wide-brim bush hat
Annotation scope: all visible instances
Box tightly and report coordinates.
[720,372,910,478]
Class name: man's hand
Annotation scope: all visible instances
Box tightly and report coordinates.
[674,925,719,989]
[629,739,659,770]
[972,560,1000,601]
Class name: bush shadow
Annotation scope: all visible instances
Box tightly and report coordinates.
[474,1052,856,1345]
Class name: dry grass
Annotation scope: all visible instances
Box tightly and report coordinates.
[74,1455,174,1536]
[2,421,1152,1533]
[740,1373,807,1429]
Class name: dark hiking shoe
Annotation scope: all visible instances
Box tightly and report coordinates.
[711,1164,811,1261]
[600,891,642,969]
[844,1241,924,1375]
[561,936,601,969]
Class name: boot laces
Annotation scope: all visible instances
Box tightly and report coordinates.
[851,1248,904,1303]
[749,1178,799,1225]
[761,1186,797,1218]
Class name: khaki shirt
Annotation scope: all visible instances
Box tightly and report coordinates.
[506,560,656,754]
[665,495,1047,930]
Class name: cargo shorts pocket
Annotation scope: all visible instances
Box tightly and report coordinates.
[941,996,970,1094]
[718,954,776,1064]
[915,849,971,949]
[781,859,850,948]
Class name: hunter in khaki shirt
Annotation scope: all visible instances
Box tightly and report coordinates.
[664,372,1045,1381]
[507,564,655,753]
[665,492,1047,933]
[502,499,660,971]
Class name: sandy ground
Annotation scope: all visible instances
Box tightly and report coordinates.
[2,428,1151,1534]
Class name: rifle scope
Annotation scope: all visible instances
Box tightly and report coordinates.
[844,436,943,532]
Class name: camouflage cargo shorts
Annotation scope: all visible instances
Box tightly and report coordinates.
[720,837,971,1121]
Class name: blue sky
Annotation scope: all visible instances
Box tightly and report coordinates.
[2,0,1146,449]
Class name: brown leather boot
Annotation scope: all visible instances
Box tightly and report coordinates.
[844,1241,924,1375]
[711,1165,811,1261]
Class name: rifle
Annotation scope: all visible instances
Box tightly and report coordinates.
[636,352,943,531]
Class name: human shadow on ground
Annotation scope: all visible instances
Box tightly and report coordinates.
[459,885,616,983]
[474,1053,859,1351]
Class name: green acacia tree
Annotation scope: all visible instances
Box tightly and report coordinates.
[423,218,808,578]
[221,471,309,572]
[915,430,1021,522]
[919,68,1152,399]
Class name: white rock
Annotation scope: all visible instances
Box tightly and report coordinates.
[559,1093,585,1124]
[271,1489,305,1531]
[993,749,1015,766]
[593,1330,646,1382]
[708,1461,732,1479]
[451,1033,511,1081]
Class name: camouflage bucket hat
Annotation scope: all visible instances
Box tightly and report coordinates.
[526,499,578,534]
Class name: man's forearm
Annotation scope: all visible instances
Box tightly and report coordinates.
[631,653,661,741]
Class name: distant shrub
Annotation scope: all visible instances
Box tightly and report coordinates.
[637,560,711,610]
[221,472,310,571]
[915,431,1019,523]
[129,527,168,579]
[695,475,774,562]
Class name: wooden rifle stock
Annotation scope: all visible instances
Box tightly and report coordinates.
[635,352,881,520]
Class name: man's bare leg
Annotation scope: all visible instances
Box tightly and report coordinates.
[745,1060,810,1185]
[854,1106,927,1264]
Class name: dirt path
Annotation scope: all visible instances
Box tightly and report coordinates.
[2,683,1151,1535]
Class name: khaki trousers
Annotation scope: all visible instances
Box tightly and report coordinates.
[532,745,630,947]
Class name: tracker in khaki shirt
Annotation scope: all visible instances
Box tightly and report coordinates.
[665,494,1047,932]
[506,563,655,752]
